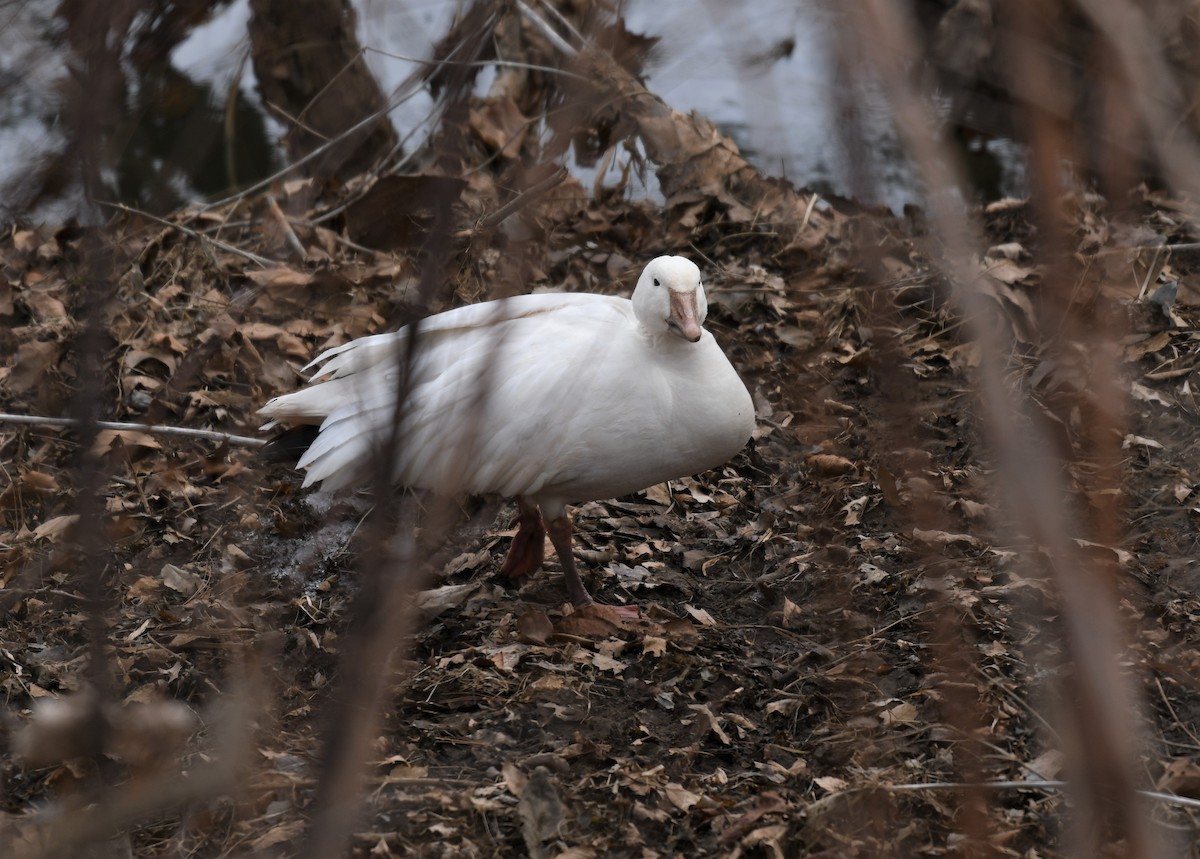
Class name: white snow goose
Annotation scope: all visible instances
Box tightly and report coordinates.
[258,255,755,616]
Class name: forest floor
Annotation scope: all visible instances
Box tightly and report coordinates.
[2,175,1200,857]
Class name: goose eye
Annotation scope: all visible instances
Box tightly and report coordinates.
[653,278,661,286]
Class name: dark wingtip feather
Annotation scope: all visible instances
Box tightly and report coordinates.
[260,425,321,464]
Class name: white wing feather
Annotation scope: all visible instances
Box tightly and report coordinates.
[260,293,631,495]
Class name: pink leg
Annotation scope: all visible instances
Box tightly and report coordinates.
[498,498,545,582]
[546,515,640,620]
[545,515,591,607]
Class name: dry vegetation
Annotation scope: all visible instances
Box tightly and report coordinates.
[2,1,1200,857]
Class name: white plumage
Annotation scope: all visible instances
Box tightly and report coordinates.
[259,256,755,612]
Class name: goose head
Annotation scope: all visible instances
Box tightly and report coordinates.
[631,256,708,343]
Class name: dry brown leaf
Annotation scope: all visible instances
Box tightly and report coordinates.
[688,703,732,745]
[469,96,529,159]
[517,610,555,645]
[160,563,200,595]
[1024,748,1065,781]
[442,548,492,576]
[126,576,161,600]
[580,602,641,625]
[518,766,564,852]
[983,257,1036,285]
[22,289,67,322]
[501,760,527,796]
[955,499,992,520]
[1156,758,1200,796]
[664,782,702,811]
[641,483,672,505]
[718,792,789,845]
[842,496,868,526]
[1073,539,1134,567]
[987,242,1028,260]
[641,635,667,657]
[6,340,62,394]
[813,775,848,793]
[20,471,59,492]
[911,528,984,550]
[249,820,305,852]
[1126,332,1173,361]
[414,583,479,617]
[243,267,313,289]
[482,643,525,672]
[857,564,887,585]
[662,618,699,641]
[880,701,918,725]
[12,229,38,251]
[807,454,854,476]
[32,514,78,542]
[93,430,162,455]
[876,466,900,506]
[555,613,621,637]
[764,699,801,717]
[1130,380,1172,406]
[588,651,628,674]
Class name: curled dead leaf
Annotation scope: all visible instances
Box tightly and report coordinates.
[1073,539,1133,567]
[1122,433,1163,450]
[688,703,732,745]
[983,257,1036,285]
[807,454,855,476]
[19,471,59,492]
[911,528,984,550]
[764,699,802,717]
[414,582,479,618]
[880,701,918,725]
[32,514,78,542]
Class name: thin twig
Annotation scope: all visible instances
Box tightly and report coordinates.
[878,779,1200,812]
[364,48,587,81]
[532,0,589,50]
[263,99,331,143]
[98,202,274,268]
[476,166,567,231]
[1155,676,1200,750]
[516,0,578,56]
[0,413,266,448]
[266,194,308,261]
[203,25,494,214]
[200,92,410,213]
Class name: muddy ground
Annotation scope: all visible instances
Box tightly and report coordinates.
[2,178,1200,857]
